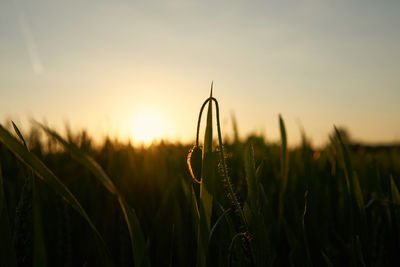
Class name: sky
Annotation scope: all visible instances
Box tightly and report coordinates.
[1,0,399,146]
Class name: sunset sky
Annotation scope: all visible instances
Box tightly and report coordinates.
[1,0,399,146]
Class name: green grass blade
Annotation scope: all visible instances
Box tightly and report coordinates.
[118,197,149,267]
[204,88,213,159]
[37,123,150,267]
[279,115,288,178]
[209,208,230,241]
[197,88,214,267]
[279,115,289,219]
[335,127,366,219]
[0,163,17,267]
[352,172,366,219]
[179,178,199,237]
[191,185,200,230]
[231,112,239,145]
[244,141,258,210]
[244,141,263,265]
[0,124,113,267]
[37,123,118,195]
[228,232,247,266]
[243,141,269,266]
[241,142,269,265]
[12,122,47,267]
[255,160,264,185]
[214,97,248,233]
[12,121,28,148]
[335,126,367,263]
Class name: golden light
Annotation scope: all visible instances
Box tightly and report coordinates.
[131,111,166,145]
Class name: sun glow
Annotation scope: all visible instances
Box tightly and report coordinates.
[131,111,166,145]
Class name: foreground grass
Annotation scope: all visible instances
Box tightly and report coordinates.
[1,96,400,266]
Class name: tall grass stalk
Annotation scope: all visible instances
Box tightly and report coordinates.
[36,122,150,267]
[196,89,214,267]
[11,122,47,267]
[190,87,253,266]
[335,126,367,265]
[0,124,114,267]
[278,115,289,220]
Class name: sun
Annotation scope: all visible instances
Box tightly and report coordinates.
[131,111,166,145]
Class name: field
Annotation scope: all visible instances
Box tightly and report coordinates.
[1,95,400,267]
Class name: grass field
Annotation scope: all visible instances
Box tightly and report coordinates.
[1,94,400,267]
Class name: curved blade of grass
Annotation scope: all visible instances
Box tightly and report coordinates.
[255,160,264,185]
[213,97,249,234]
[12,121,27,147]
[178,178,200,236]
[195,96,247,235]
[197,87,214,267]
[0,163,17,267]
[118,197,149,267]
[0,124,114,267]
[335,127,366,220]
[335,126,367,261]
[244,141,269,266]
[12,122,48,267]
[279,115,289,219]
[228,232,247,267]
[244,141,258,210]
[191,185,200,231]
[36,122,150,267]
[231,112,239,145]
[209,208,231,241]
[37,123,118,195]
[352,172,365,219]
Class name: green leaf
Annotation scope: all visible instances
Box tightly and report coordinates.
[12,122,47,267]
[352,172,366,219]
[279,115,289,219]
[244,141,258,211]
[231,112,240,145]
[197,88,214,267]
[118,197,149,267]
[243,141,270,266]
[255,160,264,185]
[37,123,150,267]
[0,124,114,267]
[335,126,367,260]
[335,127,366,220]
[37,123,118,195]
[191,185,200,232]
[209,208,230,241]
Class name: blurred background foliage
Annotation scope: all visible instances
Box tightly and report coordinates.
[1,123,400,266]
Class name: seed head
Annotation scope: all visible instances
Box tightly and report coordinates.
[187,145,202,183]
